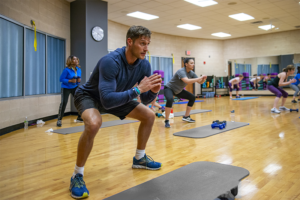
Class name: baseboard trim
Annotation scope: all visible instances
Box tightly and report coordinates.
[0,112,78,136]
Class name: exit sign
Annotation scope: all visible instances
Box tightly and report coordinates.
[185,51,191,56]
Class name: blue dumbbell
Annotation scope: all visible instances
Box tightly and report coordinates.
[155,113,163,118]
[290,109,299,112]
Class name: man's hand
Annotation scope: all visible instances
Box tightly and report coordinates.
[289,79,296,84]
[138,74,162,94]
[77,78,81,83]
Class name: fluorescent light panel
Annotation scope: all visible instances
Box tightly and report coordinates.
[259,24,275,30]
[229,13,254,21]
[211,32,231,37]
[184,0,218,7]
[177,24,201,30]
[127,11,159,20]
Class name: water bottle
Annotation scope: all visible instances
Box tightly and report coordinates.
[24,116,28,129]
[230,111,235,122]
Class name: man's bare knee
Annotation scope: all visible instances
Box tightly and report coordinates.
[140,110,155,123]
[85,120,102,137]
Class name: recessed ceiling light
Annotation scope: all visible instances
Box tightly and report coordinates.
[177,24,202,30]
[127,11,159,20]
[211,32,231,37]
[259,24,275,30]
[184,0,218,7]
[229,13,254,21]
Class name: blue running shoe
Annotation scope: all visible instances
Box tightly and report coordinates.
[132,154,162,170]
[69,174,89,199]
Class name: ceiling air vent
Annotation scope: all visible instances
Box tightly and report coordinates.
[295,26,300,29]
[251,21,263,24]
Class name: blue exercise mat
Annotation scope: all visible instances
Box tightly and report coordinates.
[175,100,204,104]
[232,97,258,100]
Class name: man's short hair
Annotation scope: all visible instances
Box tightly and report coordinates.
[126,25,151,46]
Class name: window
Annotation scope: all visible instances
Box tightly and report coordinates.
[25,29,46,95]
[47,36,65,94]
[145,55,173,85]
[0,17,23,98]
[0,15,66,98]
[234,63,251,75]
[257,64,279,75]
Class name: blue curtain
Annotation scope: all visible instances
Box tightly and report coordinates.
[257,64,279,75]
[159,57,173,85]
[235,63,251,75]
[47,36,65,93]
[0,18,23,98]
[145,56,173,86]
[25,29,46,95]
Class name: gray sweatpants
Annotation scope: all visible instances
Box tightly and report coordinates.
[289,84,300,97]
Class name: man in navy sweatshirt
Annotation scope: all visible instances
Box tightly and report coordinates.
[69,26,162,199]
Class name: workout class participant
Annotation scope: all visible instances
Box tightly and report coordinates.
[290,66,300,103]
[268,65,296,113]
[69,25,162,199]
[228,74,244,98]
[163,58,207,128]
[57,55,83,127]
[250,74,259,90]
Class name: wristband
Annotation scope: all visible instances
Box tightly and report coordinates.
[135,86,141,95]
[133,88,139,95]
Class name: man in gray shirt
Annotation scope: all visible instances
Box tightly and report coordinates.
[164,58,207,128]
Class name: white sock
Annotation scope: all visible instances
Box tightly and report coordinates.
[72,165,84,178]
[135,149,145,160]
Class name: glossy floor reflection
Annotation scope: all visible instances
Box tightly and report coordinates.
[0,96,300,200]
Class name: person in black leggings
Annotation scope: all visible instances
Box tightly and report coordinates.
[57,55,83,127]
[267,65,296,114]
[163,58,207,128]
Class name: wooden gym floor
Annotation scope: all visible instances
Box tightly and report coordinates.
[1,96,300,200]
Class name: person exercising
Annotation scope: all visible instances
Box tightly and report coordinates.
[163,58,207,128]
[268,65,296,113]
[69,25,162,199]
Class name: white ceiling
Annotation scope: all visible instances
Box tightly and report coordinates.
[103,0,300,40]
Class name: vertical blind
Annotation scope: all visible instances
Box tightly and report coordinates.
[0,18,23,98]
[25,29,46,95]
[47,36,65,94]
[0,16,66,98]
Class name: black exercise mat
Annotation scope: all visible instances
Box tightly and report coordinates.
[104,161,249,200]
[174,109,212,117]
[53,120,138,134]
[173,122,249,138]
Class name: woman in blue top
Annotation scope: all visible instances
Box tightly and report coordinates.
[290,66,300,103]
[57,55,82,127]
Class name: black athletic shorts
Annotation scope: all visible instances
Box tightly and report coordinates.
[74,87,139,120]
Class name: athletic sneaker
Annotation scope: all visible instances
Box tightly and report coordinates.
[279,106,289,111]
[76,117,83,123]
[292,100,297,103]
[69,174,89,199]
[165,120,170,128]
[57,120,62,127]
[132,154,162,170]
[182,116,195,123]
[271,108,281,114]
[230,96,232,99]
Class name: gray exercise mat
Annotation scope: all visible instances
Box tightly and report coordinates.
[174,109,212,117]
[53,120,138,134]
[104,161,249,200]
[173,122,249,138]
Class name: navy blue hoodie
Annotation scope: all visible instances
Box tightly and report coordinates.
[79,46,157,110]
